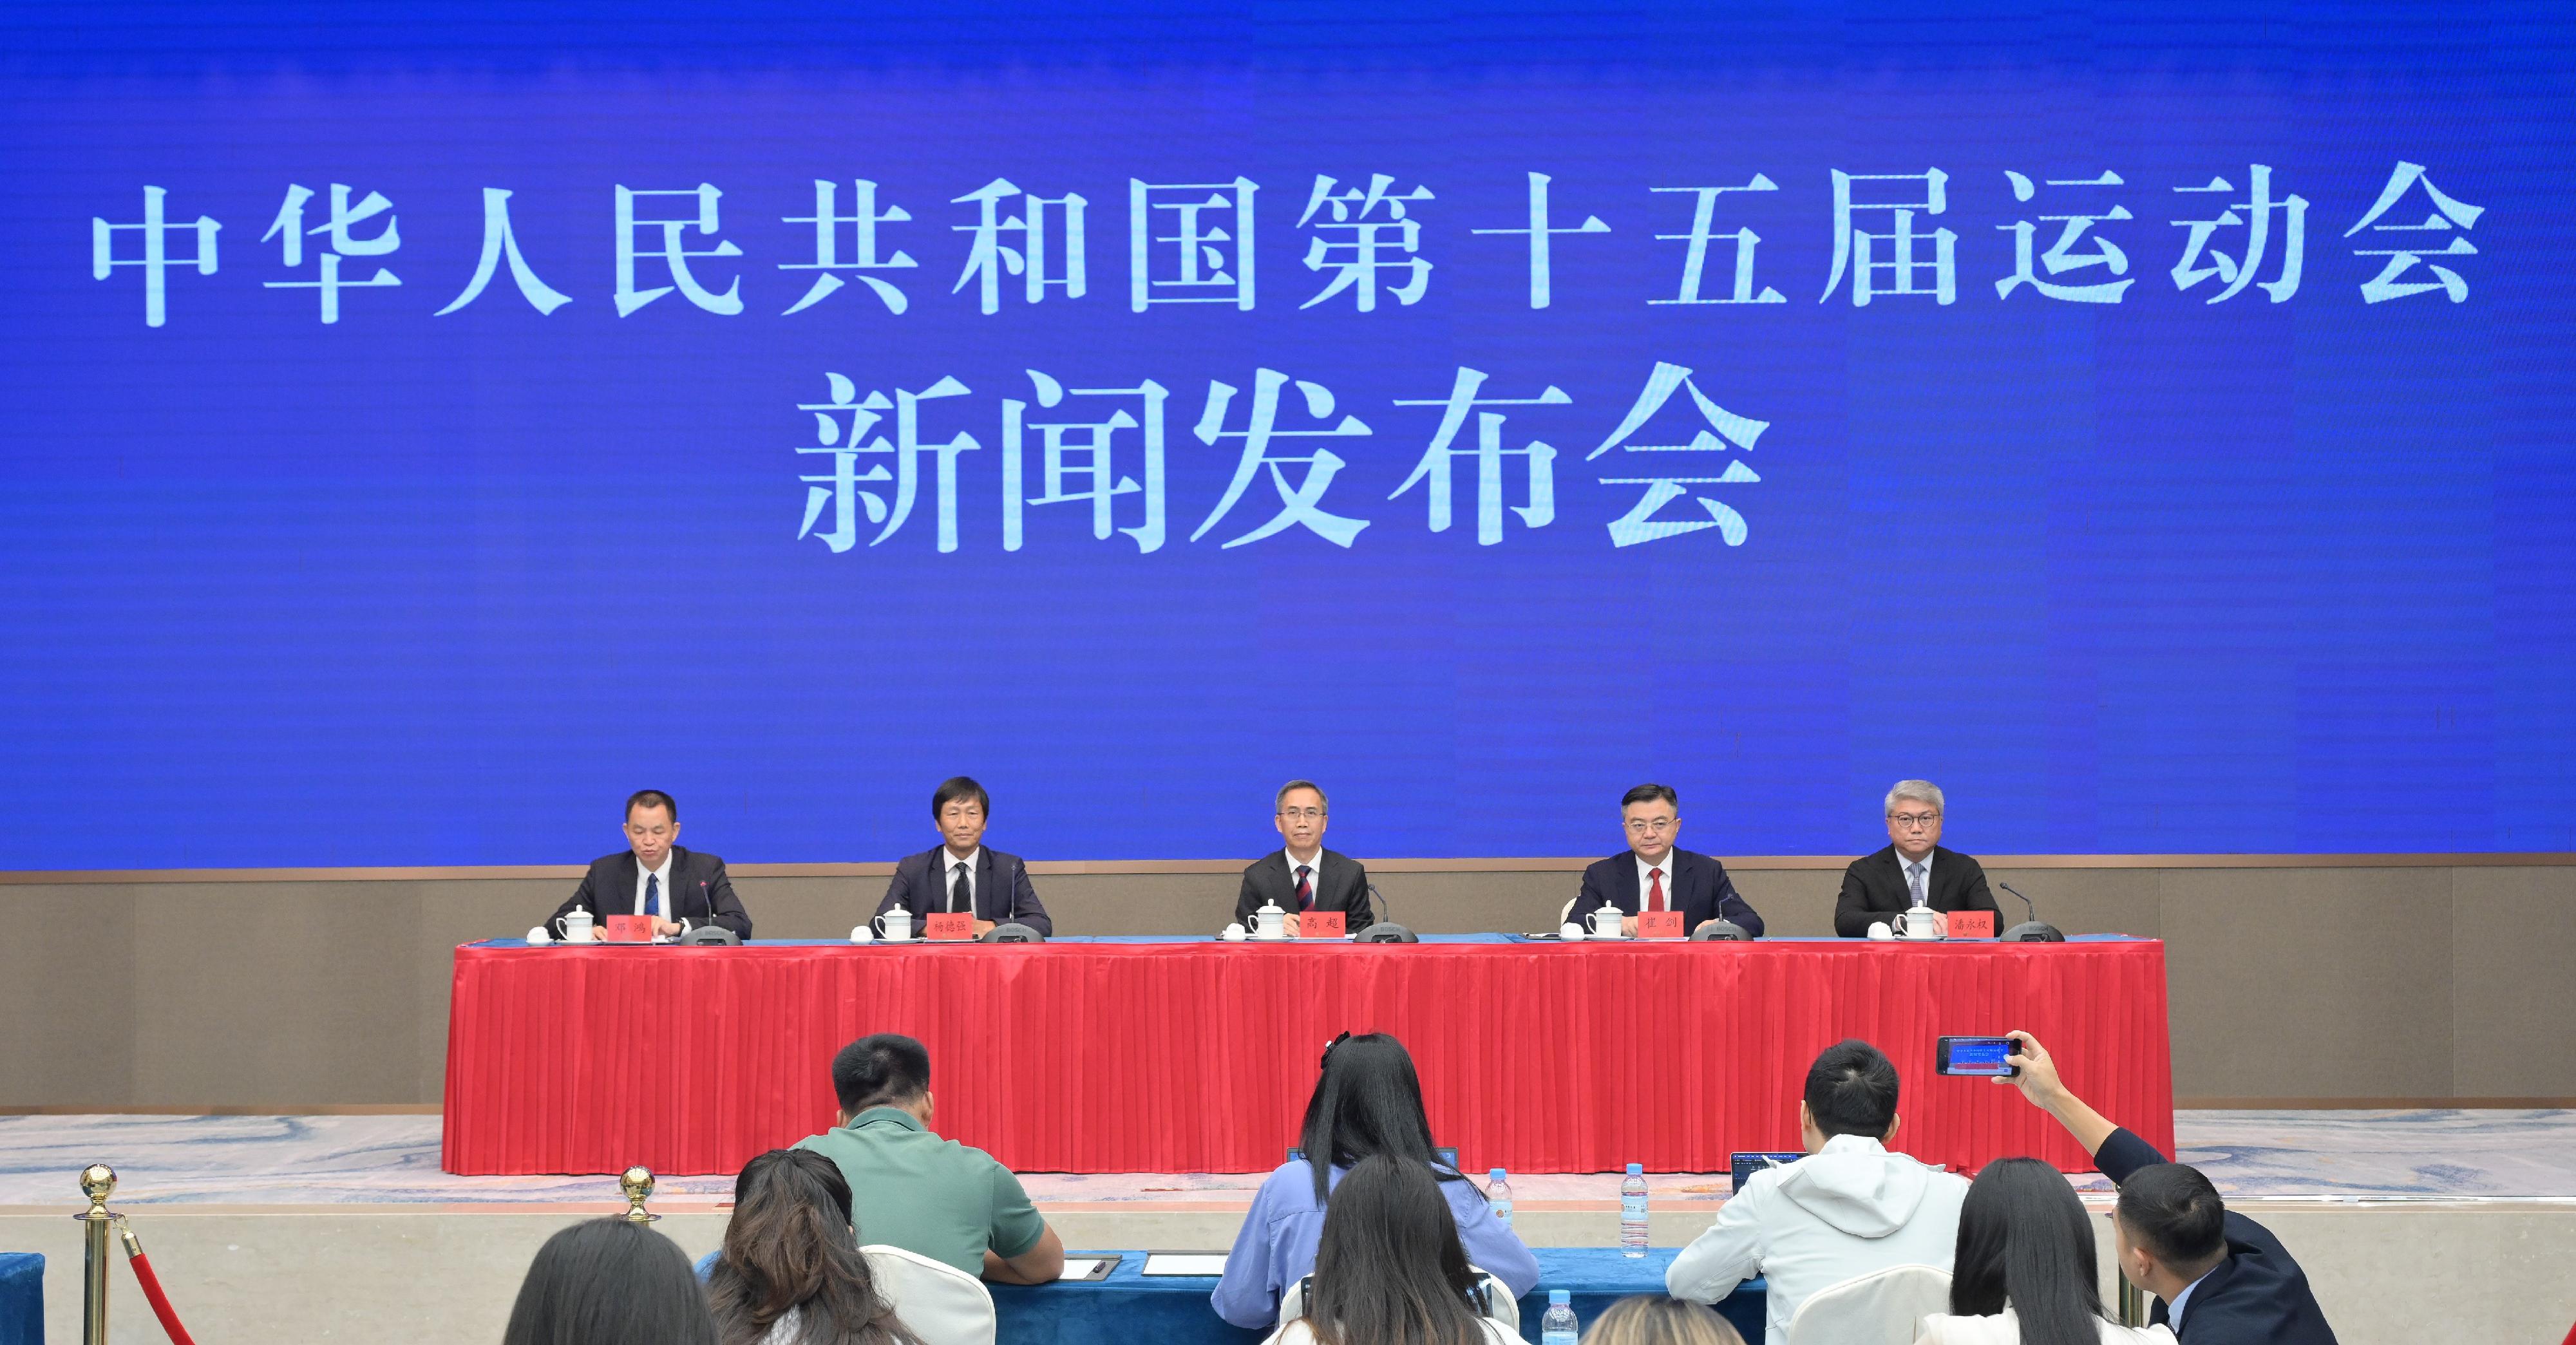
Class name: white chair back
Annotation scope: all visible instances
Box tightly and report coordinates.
[860,1243,996,1345]
[1277,1268,1518,1333]
[1785,1263,1951,1345]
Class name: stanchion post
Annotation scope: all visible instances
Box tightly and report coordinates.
[77,1164,117,1345]
[2118,1278,2148,1328]
[620,1166,659,1223]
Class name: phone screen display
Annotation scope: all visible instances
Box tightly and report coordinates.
[1939,1036,2018,1077]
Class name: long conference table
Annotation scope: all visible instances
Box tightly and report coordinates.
[444,934,2172,1176]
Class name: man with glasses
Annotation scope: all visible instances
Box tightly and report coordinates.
[1233,780,1373,934]
[1832,780,1998,937]
[1569,783,1763,937]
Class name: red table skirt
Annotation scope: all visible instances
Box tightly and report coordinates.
[442,939,2173,1176]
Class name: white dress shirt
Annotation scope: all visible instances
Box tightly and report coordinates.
[633,853,675,919]
[1633,851,1677,913]
[1898,849,1935,907]
[940,847,981,913]
[1283,848,1323,907]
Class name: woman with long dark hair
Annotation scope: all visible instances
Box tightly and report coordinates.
[502,1217,718,1345]
[1914,1158,2174,1345]
[705,1149,924,1345]
[1266,1154,1515,1345]
[1213,1033,1539,1329]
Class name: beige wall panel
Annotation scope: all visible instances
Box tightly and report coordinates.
[0,884,136,1105]
[2450,866,2576,1096]
[127,881,426,1106]
[2159,868,2453,1099]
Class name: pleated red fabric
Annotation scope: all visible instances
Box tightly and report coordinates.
[441,939,2174,1177]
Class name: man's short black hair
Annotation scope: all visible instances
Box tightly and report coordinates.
[2117,1163,2228,1272]
[831,1033,931,1115]
[625,789,676,822]
[932,776,990,818]
[1804,1038,1900,1138]
[1621,782,1679,810]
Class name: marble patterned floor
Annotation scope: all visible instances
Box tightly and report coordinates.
[2,1111,2571,1209]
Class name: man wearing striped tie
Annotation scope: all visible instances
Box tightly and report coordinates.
[1231,780,1374,936]
[1830,780,1998,937]
[1569,782,1764,939]
[549,789,754,939]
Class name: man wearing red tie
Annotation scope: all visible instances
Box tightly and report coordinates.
[1569,783,1763,938]
[1231,780,1374,934]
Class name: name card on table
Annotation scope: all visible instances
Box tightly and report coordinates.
[1299,911,1346,939]
[1636,910,1685,939]
[923,912,976,941]
[603,915,655,943]
[1946,910,1996,939]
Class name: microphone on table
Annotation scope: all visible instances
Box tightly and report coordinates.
[1998,883,2065,943]
[981,860,1047,943]
[1354,881,1417,943]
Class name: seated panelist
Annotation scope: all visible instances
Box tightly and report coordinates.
[1832,779,1998,937]
[1233,779,1373,935]
[1569,783,1764,937]
[548,789,753,939]
[876,776,1052,937]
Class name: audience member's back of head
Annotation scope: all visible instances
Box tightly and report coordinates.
[708,1149,921,1345]
[1803,1039,1900,1140]
[1300,1032,1455,1204]
[1306,1153,1488,1345]
[1578,1295,1748,1345]
[502,1217,717,1345]
[1950,1158,2108,1345]
[2116,1163,2228,1278]
[832,1033,932,1116]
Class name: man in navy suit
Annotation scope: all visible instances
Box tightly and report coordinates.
[1568,783,1763,937]
[2003,1031,2339,1344]
[876,776,1051,937]
[548,789,753,938]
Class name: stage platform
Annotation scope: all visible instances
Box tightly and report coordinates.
[3,1111,2573,1344]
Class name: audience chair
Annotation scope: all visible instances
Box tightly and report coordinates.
[862,1244,998,1345]
[1783,1263,1950,1345]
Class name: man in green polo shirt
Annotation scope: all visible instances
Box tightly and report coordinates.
[795,1033,1065,1284]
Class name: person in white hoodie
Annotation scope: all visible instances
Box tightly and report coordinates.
[1667,1039,1970,1345]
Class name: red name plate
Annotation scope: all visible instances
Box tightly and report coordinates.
[1946,910,1996,939]
[603,915,655,943]
[1299,910,1347,939]
[923,912,976,941]
[1636,910,1685,940]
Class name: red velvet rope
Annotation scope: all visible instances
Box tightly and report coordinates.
[123,1249,200,1345]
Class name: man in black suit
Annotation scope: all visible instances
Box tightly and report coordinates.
[876,776,1051,937]
[548,789,753,938]
[1569,783,1763,937]
[1232,780,1372,933]
[2003,1031,2339,1344]
[1833,778,1999,937]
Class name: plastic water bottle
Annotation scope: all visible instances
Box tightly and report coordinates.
[1619,1162,1649,1257]
[1540,1289,1579,1345]
[1485,1167,1515,1228]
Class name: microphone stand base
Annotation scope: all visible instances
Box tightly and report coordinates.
[2002,921,2065,943]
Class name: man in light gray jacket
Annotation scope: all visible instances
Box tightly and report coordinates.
[1667,1039,1970,1345]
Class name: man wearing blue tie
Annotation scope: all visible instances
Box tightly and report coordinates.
[549,789,753,938]
[1231,780,1373,934]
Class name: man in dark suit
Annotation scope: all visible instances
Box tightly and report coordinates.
[876,776,1051,937]
[1833,779,1999,937]
[548,789,753,938]
[1232,779,1372,932]
[1569,783,1763,937]
[2003,1031,2339,1344]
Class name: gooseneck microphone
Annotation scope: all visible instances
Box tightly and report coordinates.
[1354,881,1417,943]
[1997,883,2065,943]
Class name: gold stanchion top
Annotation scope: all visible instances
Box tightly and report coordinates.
[78,1164,117,1221]
[620,1166,658,1223]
